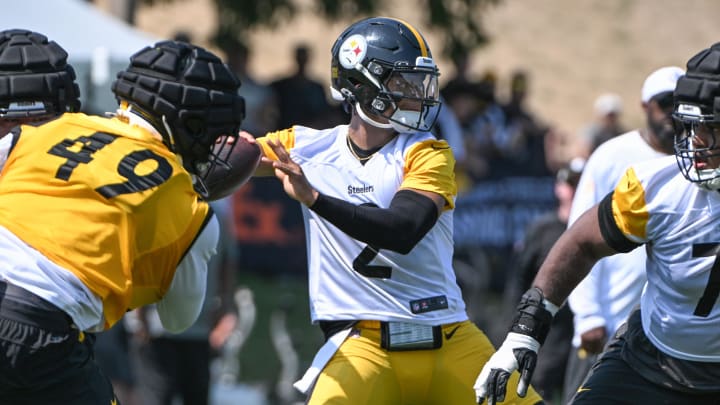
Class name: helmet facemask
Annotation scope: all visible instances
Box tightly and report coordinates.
[673,103,720,190]
[191,132,239,198]
[165,107,244,199]
[373,61,441,133]
[338,57,441,134]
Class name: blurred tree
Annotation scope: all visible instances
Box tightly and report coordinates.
[136,0,502,60]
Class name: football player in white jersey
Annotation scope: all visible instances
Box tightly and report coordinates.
[476,43,720,405]
[241,17,543,405]
[561,65,684,403]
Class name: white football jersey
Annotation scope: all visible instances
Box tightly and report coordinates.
[608,155,720,362]
[258,125,468,326]
[567,130,665,346]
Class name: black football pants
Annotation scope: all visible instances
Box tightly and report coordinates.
[569,309,720,405]
[0,281,118,405]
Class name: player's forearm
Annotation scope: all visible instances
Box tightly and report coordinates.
[533,205,615,305]
[566,269,603,319]
[309,189,438,254]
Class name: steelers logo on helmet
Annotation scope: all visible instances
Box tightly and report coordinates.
[672,42,720,190]
[330,17,441,134]
[339,34,368,70]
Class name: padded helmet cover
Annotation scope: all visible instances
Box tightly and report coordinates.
[0,29,81,119]
[112,40,245,176]
[674,42,720,119]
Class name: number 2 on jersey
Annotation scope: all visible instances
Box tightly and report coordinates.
[353,245,391,278]
[47,132,172,198]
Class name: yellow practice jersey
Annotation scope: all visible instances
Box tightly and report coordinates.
[0,113,211,328]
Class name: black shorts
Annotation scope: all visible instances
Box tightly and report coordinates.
[570,309,720,405]
[0,281,118,405]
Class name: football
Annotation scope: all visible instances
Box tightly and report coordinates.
[202,134,261,201]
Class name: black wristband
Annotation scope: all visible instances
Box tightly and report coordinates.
[509,287,553,344]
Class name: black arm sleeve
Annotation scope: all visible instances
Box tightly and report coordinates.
[598,192,642,253]
[309,189,439,254]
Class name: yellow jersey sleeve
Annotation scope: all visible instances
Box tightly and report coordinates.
[612,166,649,241]
[401,139,457,210]
[256,128,295,161]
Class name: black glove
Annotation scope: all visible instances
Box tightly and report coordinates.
[474,287,556,404]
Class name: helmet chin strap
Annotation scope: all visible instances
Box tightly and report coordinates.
[355,102,393,129]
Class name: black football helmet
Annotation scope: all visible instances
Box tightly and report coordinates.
[0,29,80,120]
[672,42,720,190]
[330,17,441,133]
[112,40,245,196]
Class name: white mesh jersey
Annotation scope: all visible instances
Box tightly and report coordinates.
[607,155,720,362]
[258,125,468,326]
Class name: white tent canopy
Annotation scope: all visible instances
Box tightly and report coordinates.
[1,0,160,113]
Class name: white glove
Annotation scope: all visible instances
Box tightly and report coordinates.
[473,332,540,405]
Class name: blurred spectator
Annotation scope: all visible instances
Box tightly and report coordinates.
[503,157,585,403]
[433,95,472,191]
[441,52,474,96]
[579,93,626,156]
[172,30,192,44]
[448,69,558,303]
[125,198,239,405]
[433,96,466,161]
[543,126,576,174]
[224,39,278,135]
[499,70,552,177]
[440,53,479,128]
[270,43,332,129]
[561,66,683,404]
[472,70,512,158]
[442,71,508,183]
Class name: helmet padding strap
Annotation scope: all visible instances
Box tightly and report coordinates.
[355,102,393,129]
